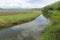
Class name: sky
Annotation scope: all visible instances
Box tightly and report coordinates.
[0,0,59,9]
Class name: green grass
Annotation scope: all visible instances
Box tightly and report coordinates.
[0,11,41,29]
[0,13,40,23]
[40,11,60,40]
[40,1,60,40]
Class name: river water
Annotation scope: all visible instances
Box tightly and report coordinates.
[0,14,50,40]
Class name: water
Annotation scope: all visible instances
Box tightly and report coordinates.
[0,14,50,40]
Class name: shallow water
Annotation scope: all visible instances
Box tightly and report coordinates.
[0,14,50,40]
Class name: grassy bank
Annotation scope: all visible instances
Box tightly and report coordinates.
[40,1,60,40]
[0,11,41,30]
[40,11,60,40]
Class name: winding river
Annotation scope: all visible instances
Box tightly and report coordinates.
[0,14,50,40]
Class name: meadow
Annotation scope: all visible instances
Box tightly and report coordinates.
[0,11,41,29]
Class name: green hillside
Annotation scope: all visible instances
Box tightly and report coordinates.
[42,1,60,10]
[40,1,60,40]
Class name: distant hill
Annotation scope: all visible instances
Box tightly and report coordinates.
[0,8,41,12]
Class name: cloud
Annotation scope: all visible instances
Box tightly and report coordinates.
[0,0,59,8]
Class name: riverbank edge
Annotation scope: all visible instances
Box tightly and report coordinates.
[0,15,40,30]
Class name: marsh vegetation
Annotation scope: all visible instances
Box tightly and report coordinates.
[0,10,41,29]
